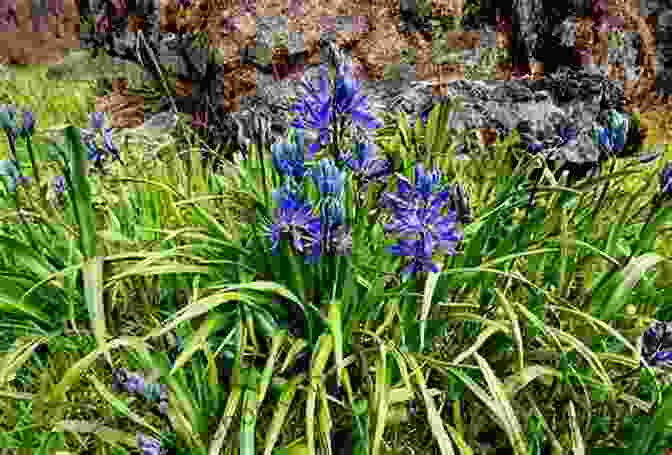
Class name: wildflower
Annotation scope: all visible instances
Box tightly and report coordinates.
[558,125,578,147]
[137,433,162,455]
[111,367,129,392]
[341,142,394,188]
[159,399,169,416]
[124,372,146,394]
[0,104,16,130]
[95,14,111,33]
[53,175,66,195]
[143,382,163,402]
[272,128,307,180]
[90,111,105,130]
[267,187,322,257]
[102,127,122,163]
[159,384,168,401]
[223,16,240,33]
[311,158,345,198]
[593,109,629,156]
[19,109,34,138]
[240,0,255,15]
[641,321,672,368]
[13,173,32,191]
[289,62,383,157]
[660,162,672,196]
[381,164,464,278]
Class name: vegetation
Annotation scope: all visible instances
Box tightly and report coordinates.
[0,14,671,455]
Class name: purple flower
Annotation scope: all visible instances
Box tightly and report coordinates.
[90,112,105,130]
[272,129,307,180]
[288,0,302,15]
[159,400,169,416]
[20,110,34,137]
[137,433,162,455]
[290,62,383,157]
[311,158,345,197]
[0,0,16,32]
[660,162,672,196]
[642,321,672,368]
[53,175,66,195]
[340,142,394,196]
[111,367,129,392]
[102,128,122,163]
[267,186,322,258]
[381,164,464,278]
[125,372,146,394]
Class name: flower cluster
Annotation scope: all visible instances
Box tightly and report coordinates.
[380,163,464,277]
[83,111,123,175]
[288,62,383,158]
[593,109,629,157]
[338,141,394,194]
[267,59,386,264]
[111,367,169,416]
[265,59,470,277]
[137,432,164,455]
[641,321,672,368]
[267,150,323,262]
[0,104,35,193]
[661,162,672,197]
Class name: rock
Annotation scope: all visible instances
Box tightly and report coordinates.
[0,0,80,65]
[74,0,672,169]
[411,66,646,183]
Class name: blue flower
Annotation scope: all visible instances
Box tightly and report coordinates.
[381,164,464,278]
[340,142,393,188]
[642,321,672,368]
[528,141,544,153]
[99,128,124,165]
[319,196,345,229]
[311,158,345,197]
[20,109,34,137]
[125,372,146,394]
[137,433,162,455]
[267,189,322,259]
[414,163,441,200]
[661,162,672,196]
[593,110,629,155]
[90,111,105,130]
[290,62,383,157]
[558,125,577,146]
[0,104,16,131]
[272,128,307,180]
[342,142,373,172]
[53,175,66,195]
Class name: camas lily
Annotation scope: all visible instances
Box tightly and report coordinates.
[289,62,383,158]
[381,164,464,278]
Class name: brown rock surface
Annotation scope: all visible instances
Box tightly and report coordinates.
[0,0,80,65]
[2,0,669,138]
[154,0,672,119]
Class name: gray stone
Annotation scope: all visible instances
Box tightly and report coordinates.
[405,66,648,183]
